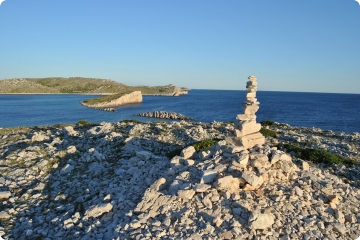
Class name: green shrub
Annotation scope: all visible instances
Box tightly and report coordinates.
[278,143,358,167]
[76,120,93,126]
[121,119,141,124]
[191,139,220,151]
[166,148,183,159]
[166,138,221,159]
[260,128,277,138]
[260,120,275,127]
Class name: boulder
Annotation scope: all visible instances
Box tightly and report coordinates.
[0,211,10,220]
[201,170,218,184]
[177,189,195,200]
[213,176,241,194]
[84,203,113,219]
[248,209,274,230]
[0,191,11,200]
[241,171,264,187]
[180,146,196,159]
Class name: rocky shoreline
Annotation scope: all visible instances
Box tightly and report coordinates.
[0,120,359,239]
[135,111,195,121]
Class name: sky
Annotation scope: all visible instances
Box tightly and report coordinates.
[0,0,359,93]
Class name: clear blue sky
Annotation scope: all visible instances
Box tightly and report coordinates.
[0,0,359,93]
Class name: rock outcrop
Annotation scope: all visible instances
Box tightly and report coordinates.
[142,84,188,96]
[135,111,195,120]
[81,91,142,108]
[226,76,265,148]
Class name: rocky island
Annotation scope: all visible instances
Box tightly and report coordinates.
[135,111,195,121]
[0,78,188,96]
[0,77,359,239]
[81,91,143,109]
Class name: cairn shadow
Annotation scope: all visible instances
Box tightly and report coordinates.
[2,122,190,239]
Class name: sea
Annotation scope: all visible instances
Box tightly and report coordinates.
[0,90,359,133]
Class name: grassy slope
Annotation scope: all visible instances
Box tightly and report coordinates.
[82,90,134,105]
[0,78,185,95]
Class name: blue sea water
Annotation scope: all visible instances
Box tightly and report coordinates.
[0,90,359,133]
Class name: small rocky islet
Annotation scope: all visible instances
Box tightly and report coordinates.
[0,77,360,239]
[135,111,196,121]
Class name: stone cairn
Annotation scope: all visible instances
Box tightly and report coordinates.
[226,76,265,148]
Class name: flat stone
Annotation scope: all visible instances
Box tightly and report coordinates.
[243,104,259,115]
[201,169,218,184]
[249,153,270,169]
[61,164,74,174]
[226,132,265,149]
[177,189,195,200]
[180,146,196,159]
[85,203,113,219]
[193,184,211,193]
[218,231,233,239]
[0,211,11,219]
[213,176,240,194]
[332,223,346,235]
[149,178,166,191]
[248,209,274,230]
[0,191,11,199]
[241,171,264,187]
[335,209,345,224]
[223,145,246,154]
[238,121,262,136]
[136,151,152,161]
[236,114,256,121]
[302,161,310,171]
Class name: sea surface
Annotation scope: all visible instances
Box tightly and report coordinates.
[0,90,359,133]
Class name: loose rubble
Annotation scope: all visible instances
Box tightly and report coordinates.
[0,120,359,239]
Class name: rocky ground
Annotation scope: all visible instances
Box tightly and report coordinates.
[0,120,359,239]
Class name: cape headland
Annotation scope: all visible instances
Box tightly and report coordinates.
[0,77,189,96]
[81,91,143,108]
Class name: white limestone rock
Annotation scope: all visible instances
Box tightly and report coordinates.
[248,209,274,230]
[241,171,264,187]
[61,164,74,174]
[0,191,11,199]
[180,146,196,159]
[136,151,152,161]
[201,169,218,184]
[0,211,11,220]
[85,203,113,219]
[193,184,211,193]
[213,176,241,194]
[177,189,195,200]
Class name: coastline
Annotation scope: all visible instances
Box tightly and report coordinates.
[0,120,359,239]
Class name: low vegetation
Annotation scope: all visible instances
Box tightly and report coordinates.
[260,120,275,127]
[166,138,221,158]
[260,128,277,138]
[76,120,93,126]
[0,78,187,95]
[278,143,359,166]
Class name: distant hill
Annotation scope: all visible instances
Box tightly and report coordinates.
[0,77,189,96]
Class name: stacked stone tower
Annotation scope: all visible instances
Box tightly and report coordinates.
[226,76,265,148]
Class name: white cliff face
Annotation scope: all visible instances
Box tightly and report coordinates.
[82,91,142,108]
